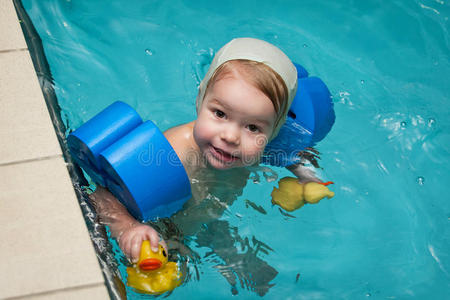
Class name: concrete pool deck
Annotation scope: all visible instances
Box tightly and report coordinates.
[0,0,109,298]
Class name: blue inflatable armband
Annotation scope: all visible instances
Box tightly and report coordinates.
[67,101,191,221]
[262,63,335,167]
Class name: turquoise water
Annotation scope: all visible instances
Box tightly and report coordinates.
[23,0,450,298]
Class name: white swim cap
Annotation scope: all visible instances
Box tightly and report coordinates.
[196,38,298,140]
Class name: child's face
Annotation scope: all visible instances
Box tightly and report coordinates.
[194,72,277,170]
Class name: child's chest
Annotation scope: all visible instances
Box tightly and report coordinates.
[170,167,250,234]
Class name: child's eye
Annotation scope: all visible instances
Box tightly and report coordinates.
[247,124,259,133]
[215,110,226,119]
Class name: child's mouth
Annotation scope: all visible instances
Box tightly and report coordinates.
[210,145,239,163]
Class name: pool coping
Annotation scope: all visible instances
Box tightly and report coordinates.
[0,0,119,299]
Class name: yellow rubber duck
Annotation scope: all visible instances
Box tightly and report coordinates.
[271,177,335,211]
[126,240,182,294]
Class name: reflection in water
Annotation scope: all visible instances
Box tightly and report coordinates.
[150,166,279,296]
[196,220,278,296]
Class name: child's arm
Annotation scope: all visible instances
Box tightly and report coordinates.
[89,186,166,262]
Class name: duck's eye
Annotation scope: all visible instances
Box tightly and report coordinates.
[215,110,226,118]
[162,249,167,257]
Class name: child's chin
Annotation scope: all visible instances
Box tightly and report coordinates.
[206,156,240,170]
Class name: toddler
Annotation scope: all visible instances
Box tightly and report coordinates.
[90,38,323,263]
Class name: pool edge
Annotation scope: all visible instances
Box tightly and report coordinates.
[0,0,118,299]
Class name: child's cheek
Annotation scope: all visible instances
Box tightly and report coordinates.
[243,135,267,160]
[193,118,212,146]
[250,133,269,151]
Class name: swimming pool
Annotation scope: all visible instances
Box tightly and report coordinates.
[21,0,450,298]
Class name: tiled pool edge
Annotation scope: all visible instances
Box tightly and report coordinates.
[0,0,113,299]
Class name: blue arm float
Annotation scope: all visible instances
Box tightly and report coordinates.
[262,63,335,167]
[67,101,191,221]
[99,121,191,221]
[290,76,336,144]
[67,101,142,186]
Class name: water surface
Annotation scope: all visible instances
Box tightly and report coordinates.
[23,0,450,298]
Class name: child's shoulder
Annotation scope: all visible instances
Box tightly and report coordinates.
[164,121,200,173]
[164,121,194,140]
[164,121,196,154]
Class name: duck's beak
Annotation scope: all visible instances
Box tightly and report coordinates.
[139,258,162,271]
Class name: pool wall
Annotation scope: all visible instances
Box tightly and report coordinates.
[0,0,111,298]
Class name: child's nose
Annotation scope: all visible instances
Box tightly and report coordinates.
[220,125,240,145]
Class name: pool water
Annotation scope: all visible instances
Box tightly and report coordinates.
[23,0,450,298]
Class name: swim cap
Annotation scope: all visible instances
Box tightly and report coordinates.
[196,38,298,140]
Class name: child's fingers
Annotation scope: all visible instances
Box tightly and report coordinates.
[118,234,126,253]
[120,234,133,259]
[147,229,160,253]
[130,234,143,263]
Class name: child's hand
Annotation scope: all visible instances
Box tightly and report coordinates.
[118,223,168,263]
[286,163,322,184]
[88,186,168,262]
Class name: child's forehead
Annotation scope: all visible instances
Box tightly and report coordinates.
[211,65,260,94]
[212,62,247,83]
